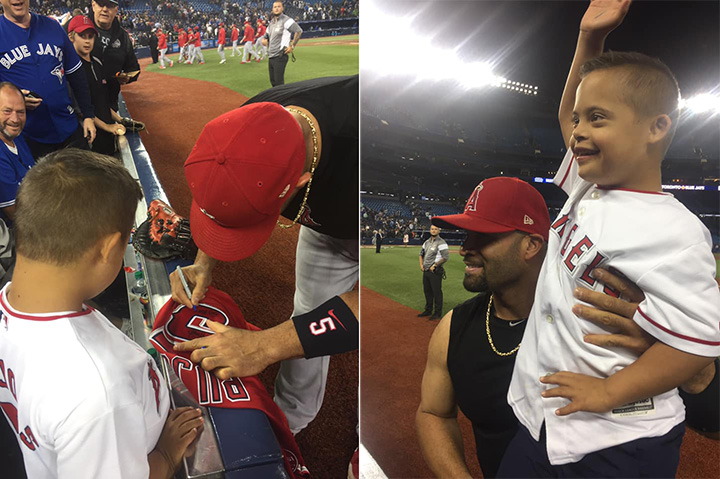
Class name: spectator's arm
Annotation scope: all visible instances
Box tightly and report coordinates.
[122,34,141,84]
[65,68,95,119]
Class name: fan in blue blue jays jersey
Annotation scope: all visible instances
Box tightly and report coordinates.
[0,0,96,159]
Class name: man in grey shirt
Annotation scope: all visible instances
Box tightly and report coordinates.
[419,225,449,320]
[262,1,303,86]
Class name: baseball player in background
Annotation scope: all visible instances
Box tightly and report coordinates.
[241,20,259,64]
[417,177,720,478]
[156,28,173,69]
[217,22,226,64]
[185,27,195,64]
[253,19,267,61]
[497,1,720,476]
[0,0,97,159]
[0,149,203,478]
[178,27,187,63]
[171,76,359,436]
[230,23,240,56]
[193,26,204,64]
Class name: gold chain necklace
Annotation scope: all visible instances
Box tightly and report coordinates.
[485,294,521,356]
[278,108,319,229]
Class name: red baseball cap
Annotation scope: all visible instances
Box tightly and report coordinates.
[185,103,306,262]
[432,177,550,241]
[68,15,97,35]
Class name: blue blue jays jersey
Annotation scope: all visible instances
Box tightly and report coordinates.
[0,137,33,208]
[0,14,83,144]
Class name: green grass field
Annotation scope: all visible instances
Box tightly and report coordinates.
[362,248,720,314]
[361,246,475,314]
[145,35,358,98]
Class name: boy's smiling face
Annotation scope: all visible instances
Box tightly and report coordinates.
[571,69,654,189]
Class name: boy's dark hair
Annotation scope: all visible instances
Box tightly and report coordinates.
[14,149,143,266]
[580,51,681,146]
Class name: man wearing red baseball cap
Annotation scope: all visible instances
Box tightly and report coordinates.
[172,75,358,435]
[417,178,550,478]
[416,177,585,477]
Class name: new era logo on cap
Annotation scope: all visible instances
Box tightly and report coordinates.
[524,215,534,225]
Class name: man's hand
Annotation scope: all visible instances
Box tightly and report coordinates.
[540,372,613,416]
[174,321,277,379]
[83,118,96,144]
[116,72,132,84]
[430,264,436,272]
[284,45,294,54]
[572,267,653,355]
[20,89,42,110]
[579,0,632,37]
[170,262,213,308]
[262,38,268,46]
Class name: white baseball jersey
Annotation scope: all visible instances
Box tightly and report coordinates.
[508,150,720,465]
[0,283,169,478]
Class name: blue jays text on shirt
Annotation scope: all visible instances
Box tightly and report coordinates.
[1,43,64,73]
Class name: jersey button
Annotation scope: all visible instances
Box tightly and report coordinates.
[546,314,554,324]
[578,207,586,217]
[591,191,600,200]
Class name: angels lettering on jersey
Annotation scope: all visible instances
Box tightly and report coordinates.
[1,43,64,70]
[550,212,619,298]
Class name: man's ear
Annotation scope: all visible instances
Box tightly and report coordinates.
[648,114,672,145]
[523,234,545,261]
[99,232,123,264]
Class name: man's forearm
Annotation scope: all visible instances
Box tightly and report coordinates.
[195,248,219,270]
[291,31,301,47]
[606,342,716,409]
[416,409,472,478]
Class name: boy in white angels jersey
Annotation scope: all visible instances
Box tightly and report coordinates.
[0,149,202,478]
[501,1,720,477]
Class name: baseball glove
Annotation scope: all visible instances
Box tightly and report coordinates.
[121,117,146,133]
[132,199,197,260]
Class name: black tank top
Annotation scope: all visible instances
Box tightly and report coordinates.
[447,293,527,478]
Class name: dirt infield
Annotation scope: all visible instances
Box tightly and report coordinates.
[361,286,720,478]
[122,71,358,479]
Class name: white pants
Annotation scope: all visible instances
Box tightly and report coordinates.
[242,40,259,62]
[186,44,195,63]
[159,47,168,67]
[194,45,204,63]
[232,39,241,56]
[217,43,225,61]
[273,226,359,433]
[254,37,267,59]
[178,45,186,62]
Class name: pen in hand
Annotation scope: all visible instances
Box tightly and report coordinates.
[175,265,197,311]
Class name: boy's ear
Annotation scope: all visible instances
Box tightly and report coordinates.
[648,114,672,145]
[99,232,123,264]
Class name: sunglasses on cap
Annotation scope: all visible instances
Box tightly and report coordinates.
[94,0,118,8]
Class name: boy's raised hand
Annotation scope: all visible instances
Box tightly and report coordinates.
[580,0,632,37]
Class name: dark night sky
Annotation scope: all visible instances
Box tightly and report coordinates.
[363,1,719,111]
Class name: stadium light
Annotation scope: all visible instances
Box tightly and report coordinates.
[679,93,720,115]
[362,2,539,95]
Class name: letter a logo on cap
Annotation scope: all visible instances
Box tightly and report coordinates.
[524,215,534,225]
[465,182,484,213]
